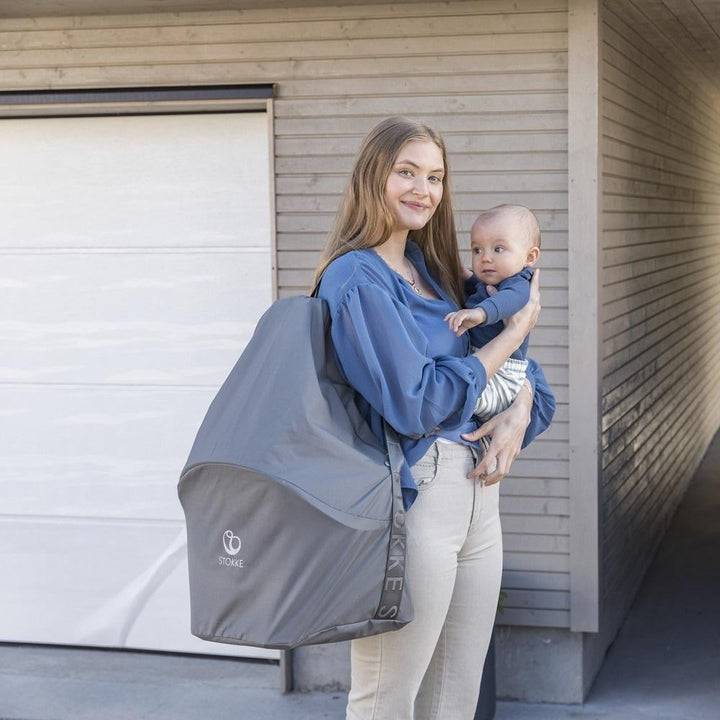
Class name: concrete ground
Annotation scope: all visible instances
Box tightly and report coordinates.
[2,433,718,720]
[496,430,720,720]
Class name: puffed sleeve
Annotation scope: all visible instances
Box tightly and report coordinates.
[330,283,488,438]
[522,358,556,447]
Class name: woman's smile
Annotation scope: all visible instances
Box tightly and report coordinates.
[402,199,430,213]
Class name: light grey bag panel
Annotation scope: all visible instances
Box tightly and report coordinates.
[182,296,391,524]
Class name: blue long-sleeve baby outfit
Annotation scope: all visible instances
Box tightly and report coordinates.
[465,267,533,359]
[318,243,554,509]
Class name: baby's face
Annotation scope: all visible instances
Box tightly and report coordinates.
[470,214,538,285]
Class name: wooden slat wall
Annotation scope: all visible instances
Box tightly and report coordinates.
[0,0,571,628]
[601,2,720,633]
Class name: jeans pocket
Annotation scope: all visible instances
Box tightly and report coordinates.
[412,458,439,490]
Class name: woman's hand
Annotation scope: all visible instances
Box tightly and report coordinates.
[461,381,533,485]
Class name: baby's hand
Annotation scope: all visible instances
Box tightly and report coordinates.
[444,307,487,336]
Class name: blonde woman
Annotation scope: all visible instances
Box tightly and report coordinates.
[315,117,555,720]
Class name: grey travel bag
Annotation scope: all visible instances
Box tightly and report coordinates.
[178,294,413,649]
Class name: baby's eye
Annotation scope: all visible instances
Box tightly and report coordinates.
[472,247,482,254]
[494,247,505,253]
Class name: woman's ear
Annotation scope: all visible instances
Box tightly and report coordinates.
[526,246,540,266]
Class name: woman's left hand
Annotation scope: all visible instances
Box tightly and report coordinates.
[461,384,533,485]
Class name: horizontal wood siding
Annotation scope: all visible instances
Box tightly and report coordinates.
[0,0,570,628]
[601,2,720,634]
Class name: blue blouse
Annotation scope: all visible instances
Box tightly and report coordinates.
[318,241,555,509]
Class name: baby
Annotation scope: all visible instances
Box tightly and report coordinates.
[445,204,541,423]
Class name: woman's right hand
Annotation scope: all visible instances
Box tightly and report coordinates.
[505,268,541,340]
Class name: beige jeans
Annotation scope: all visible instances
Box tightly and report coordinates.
[346,441,503,720]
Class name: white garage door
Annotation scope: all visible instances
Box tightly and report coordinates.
[0,112,277,659]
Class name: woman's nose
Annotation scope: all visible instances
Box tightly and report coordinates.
[412,176,429,195]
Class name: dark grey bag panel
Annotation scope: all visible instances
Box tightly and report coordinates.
[178,296,413,649]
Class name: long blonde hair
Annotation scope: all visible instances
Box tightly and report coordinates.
[313,116,464,307]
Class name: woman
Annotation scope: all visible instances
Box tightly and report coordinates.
[315,117,555,720]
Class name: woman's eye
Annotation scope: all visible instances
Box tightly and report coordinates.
[398,168,413,177]
[429,175,443,184]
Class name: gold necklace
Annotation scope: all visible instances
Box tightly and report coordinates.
[404,263,422,295]
[376,251,423,296]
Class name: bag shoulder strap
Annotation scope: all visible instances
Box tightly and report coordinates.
[309,276,322,299]
[375,420,407,620]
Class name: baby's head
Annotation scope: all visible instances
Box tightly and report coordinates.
[470,204,540,285]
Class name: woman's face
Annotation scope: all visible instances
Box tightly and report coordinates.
[384,139,444,239]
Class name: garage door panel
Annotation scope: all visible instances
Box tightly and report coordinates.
[2,250,270,385]
[0,385,215,520]
[0,519,274,659]
[1,113,270,249]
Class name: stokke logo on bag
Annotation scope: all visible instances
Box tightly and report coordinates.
[222,530,241,555]
[219,530,244,568]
